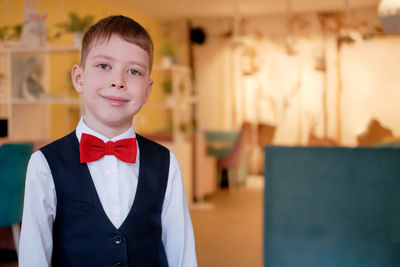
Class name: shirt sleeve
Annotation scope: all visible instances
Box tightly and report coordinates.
[19,151,56,267]
[161,152,198,267]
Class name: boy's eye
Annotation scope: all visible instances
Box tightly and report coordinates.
[97,64,110,70]
[128,69,141,76]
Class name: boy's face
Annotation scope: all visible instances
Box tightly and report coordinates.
[72,34,152,135]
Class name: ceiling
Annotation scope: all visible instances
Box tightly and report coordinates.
[116,0,381,19]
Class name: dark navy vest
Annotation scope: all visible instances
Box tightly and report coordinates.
[40,131,170,267]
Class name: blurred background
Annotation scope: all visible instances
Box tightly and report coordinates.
[1,0,399,266]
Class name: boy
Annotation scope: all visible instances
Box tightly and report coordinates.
[19,15,197,267]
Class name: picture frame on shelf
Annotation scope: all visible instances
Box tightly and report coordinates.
[19,57,45,100]
[10,53,46,100]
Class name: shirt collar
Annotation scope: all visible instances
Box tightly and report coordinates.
[75,116,136,143]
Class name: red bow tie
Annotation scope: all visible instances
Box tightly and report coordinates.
[79,133,137,163]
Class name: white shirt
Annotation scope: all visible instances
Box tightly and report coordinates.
[19,117,197,267]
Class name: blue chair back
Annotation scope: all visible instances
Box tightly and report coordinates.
[0,143,33,227]
[264,146,400,267]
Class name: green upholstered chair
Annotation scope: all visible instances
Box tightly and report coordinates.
[0,143,33,255]
[204,131,239,158]
[205,124,249,187]
[204,131,239,187]
[264,146,400,267]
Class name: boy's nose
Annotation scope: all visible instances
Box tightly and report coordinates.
[110,81,125,89]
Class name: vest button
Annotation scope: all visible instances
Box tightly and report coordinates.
[113,235,123,245]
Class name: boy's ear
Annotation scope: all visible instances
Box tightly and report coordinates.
[144,79,153,102]
[71,64,84,93]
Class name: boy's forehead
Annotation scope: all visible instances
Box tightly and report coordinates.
[91,34,120,45]
[87,35,149,59]
[88,35,129,51]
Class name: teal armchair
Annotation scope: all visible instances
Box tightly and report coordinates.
[0,143,33,255]
[264,146,400,266]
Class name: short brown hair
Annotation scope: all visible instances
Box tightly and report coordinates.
[80,15,154,72]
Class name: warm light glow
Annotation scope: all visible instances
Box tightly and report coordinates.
[378,0,400,15]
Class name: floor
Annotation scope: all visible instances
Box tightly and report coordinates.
[191,177,264,267]
[0,176,264,267]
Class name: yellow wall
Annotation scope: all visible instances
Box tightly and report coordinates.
[0,0,162,47]
[0,0,166,139]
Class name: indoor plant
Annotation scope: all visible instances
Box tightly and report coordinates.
[56,12,94,46]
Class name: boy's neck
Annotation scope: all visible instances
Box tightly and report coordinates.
[83,117,133,139]
[99,127,132,139]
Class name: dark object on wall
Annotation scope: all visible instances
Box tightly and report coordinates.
[357,118,393,146]
[0,119,7,137]
[308,132,336,146]
[258,123,276,147]
[378,0,400,34]
[379,14,400,34]
[264,146,400,267]
[190,27,206,44]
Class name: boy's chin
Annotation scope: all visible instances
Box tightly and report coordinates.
[87,115,134,132]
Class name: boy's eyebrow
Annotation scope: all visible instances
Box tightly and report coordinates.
[127,60,147,70]
[91,54,114,61]
[91,54,147,69]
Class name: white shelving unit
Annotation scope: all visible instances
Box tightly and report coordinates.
[0,46,82,140]
[143,64,197,204]
[151,64,196,141]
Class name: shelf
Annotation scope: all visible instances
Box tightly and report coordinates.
[0,97,82,105]
[0,46,82,140]
[0,45,80,53]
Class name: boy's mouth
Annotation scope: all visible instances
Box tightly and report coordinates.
[101,95,129,106]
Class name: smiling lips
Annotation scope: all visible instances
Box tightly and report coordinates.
[101,95,129,106]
